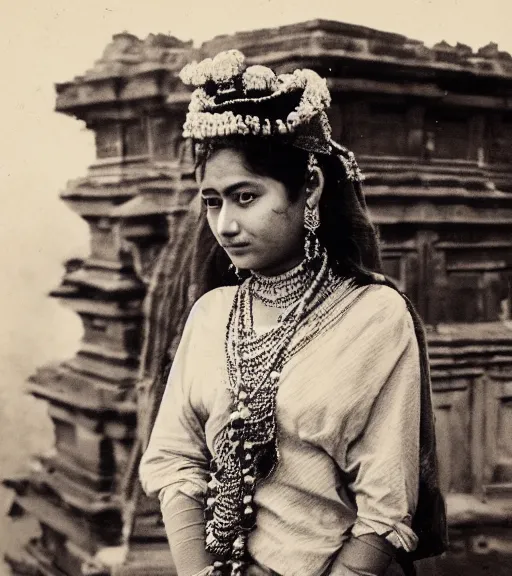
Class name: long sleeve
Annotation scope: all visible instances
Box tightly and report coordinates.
[139,298,214,576]
[341,289,421,553]
[139,298,210,505]
[160,491,213,576]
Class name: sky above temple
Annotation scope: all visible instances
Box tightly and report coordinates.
[0,0,510,399]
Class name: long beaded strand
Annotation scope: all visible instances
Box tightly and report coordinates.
[206,250,343,576]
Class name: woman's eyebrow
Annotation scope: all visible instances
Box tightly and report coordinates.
[200,181,260,197]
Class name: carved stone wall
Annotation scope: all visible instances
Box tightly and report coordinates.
[4,19,512,576]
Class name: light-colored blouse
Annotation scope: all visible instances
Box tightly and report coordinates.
[139,282,421,576]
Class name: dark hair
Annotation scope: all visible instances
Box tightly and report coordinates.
[195,137,382,285]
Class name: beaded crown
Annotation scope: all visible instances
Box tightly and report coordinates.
[179,49,334,155]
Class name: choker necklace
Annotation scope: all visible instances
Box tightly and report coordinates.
[249,260,315,309]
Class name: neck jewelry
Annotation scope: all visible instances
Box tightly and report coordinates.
[249,260,315,310]
[205,250,350,576]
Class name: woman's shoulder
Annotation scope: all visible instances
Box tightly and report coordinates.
[196,285,237,307]
[359,282,408,315]
[189,286,237,322]
[180,286,237,343]
[333,280,412,335]
[317,282,419,373]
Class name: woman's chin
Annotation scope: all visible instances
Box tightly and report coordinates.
[229,253,303,275]
[229,255,260,270]
[228,252,275,272]
[234,259,298,276]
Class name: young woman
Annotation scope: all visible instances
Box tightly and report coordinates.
[139,50,447,576]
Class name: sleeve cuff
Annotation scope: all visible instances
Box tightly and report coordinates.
[158,479,207,509]
[351,516,418,552]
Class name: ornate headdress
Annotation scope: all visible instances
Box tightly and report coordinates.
[179,49,362,181]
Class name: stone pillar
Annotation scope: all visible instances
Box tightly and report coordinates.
[4,31,195,576]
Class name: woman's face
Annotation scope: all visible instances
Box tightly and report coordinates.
[199,147,306,276]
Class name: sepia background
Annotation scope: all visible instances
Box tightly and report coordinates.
[0,1,511,575]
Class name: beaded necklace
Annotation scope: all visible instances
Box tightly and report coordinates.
[249,260,315,310]
[204,251,355,576]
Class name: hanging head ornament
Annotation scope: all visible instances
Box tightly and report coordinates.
[178,49,364,183]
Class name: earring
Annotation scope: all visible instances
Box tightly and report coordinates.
[304,201,320,232]
[304,153,321,262]
[304,203,321,262]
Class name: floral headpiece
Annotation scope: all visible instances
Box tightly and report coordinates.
[179,50,334,155]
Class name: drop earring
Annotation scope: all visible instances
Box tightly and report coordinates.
[304,153,321,262]
[304,203,321,262]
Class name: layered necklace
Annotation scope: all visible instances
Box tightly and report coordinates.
[249,260,316,310]
[204,252,348,576]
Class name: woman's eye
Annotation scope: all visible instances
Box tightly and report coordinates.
[236,192,256,205]
[202,197,221,209]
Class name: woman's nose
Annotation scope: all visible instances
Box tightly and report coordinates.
[217,205,240,237]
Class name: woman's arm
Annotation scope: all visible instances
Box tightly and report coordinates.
[332,288,421,575]
[160,491,213,576]
[139,299,213,576]
[329,533,396,575]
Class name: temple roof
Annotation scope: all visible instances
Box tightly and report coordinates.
[56,18,512,89]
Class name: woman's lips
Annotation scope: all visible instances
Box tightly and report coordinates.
[224,243,251,254]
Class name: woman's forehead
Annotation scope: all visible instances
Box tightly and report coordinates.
[200,148,261,189]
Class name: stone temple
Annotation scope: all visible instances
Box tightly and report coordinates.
[3,19,512,576]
